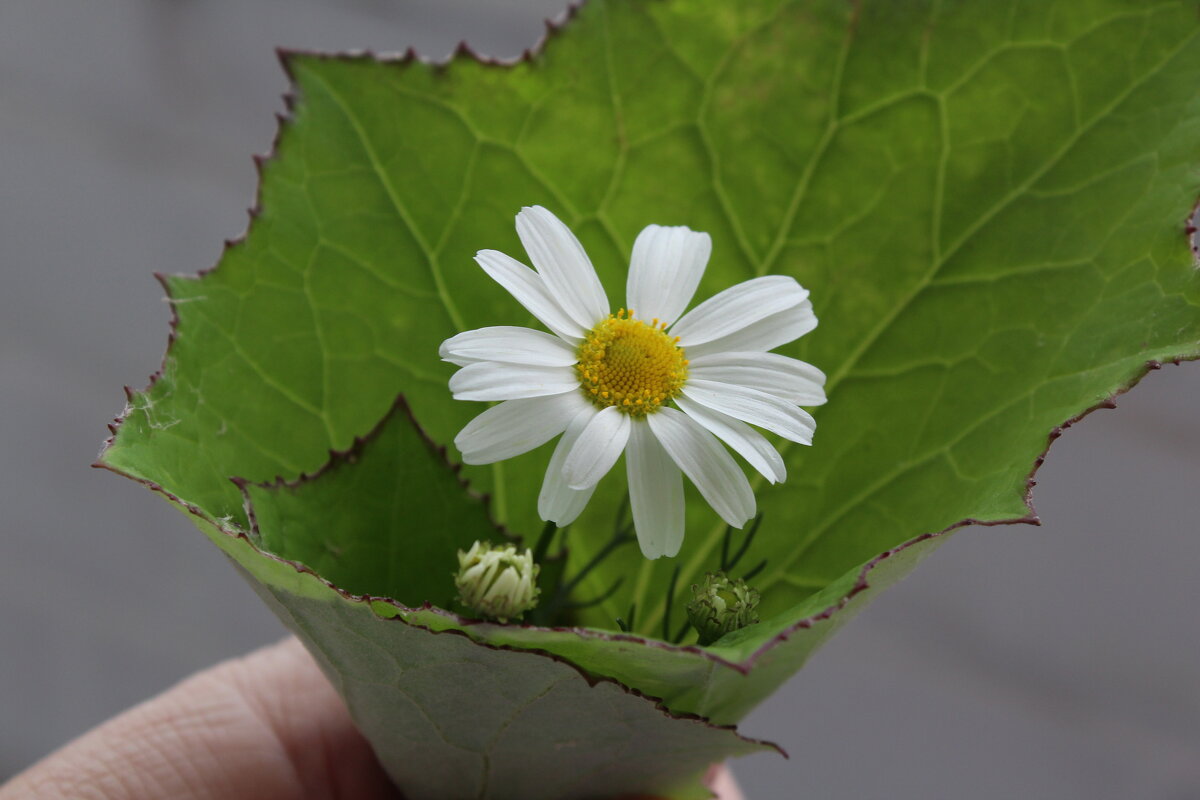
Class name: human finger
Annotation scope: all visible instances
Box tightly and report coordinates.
[0,637,398,800]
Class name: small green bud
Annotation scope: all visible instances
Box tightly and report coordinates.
[686,571,760,645]
[454,540,540,623]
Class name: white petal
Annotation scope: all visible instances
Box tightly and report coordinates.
[685,298,818,358]
[646,407,755,528]
[449,362,578,402]
[674,396,786,484]
[515,206,609,330]
[688,351,826,406]
[561,406,631,490]
[625,225,711,327]
[625,420,685,559]
[538,406,599,526]
[454,392,589,464]
[681,379,816,444]
[440,326,578,368]
[670,276,808,347]
[475,249,584,342]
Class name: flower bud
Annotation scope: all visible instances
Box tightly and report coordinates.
[454,540,540,622]
[686,571,760,645]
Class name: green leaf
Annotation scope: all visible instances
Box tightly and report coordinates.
[236,396,505,609]
[98,0,1200,795]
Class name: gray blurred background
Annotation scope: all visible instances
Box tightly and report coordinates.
[2,2,1198,798]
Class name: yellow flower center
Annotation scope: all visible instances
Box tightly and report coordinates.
[576,309,688,417]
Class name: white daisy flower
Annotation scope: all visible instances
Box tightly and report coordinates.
[441,206,825,559]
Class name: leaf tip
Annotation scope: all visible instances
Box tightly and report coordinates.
[274,47,300,81]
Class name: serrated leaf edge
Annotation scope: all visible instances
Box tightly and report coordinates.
[230,392,520,546]
[92,0,586,480]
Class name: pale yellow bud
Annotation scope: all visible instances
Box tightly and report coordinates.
[454,540,540,623]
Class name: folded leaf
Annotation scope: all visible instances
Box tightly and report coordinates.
[98,1,1200,796]
[206,519,773,799]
